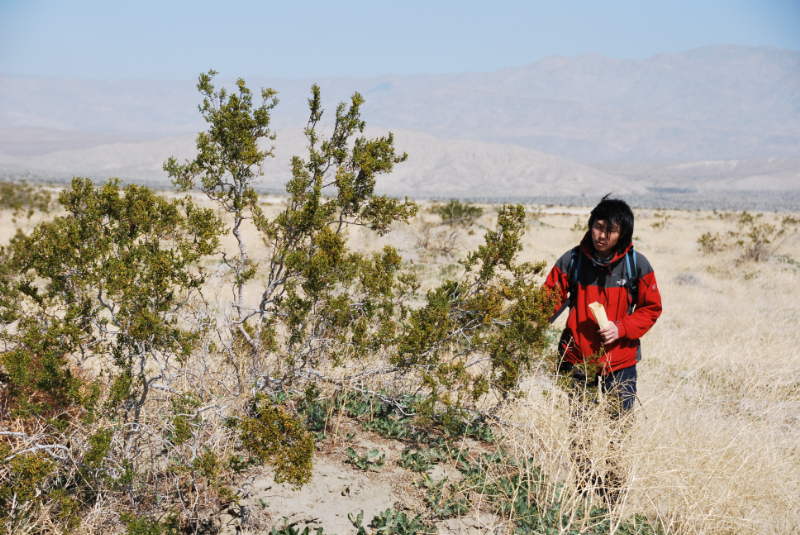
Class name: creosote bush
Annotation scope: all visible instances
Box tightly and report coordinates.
[1,178,225,533]
[432,199,483,227]
[698,210,799,262]
[239,396,315,488]
[0,181,52,225]
[0,72,559,533]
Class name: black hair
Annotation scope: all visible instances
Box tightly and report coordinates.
[588,194,634,254]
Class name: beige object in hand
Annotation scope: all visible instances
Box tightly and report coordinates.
[588,302,610,329]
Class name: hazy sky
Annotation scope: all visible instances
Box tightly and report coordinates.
[1,0,798,80]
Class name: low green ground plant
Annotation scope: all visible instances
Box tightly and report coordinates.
[345,447,386,471]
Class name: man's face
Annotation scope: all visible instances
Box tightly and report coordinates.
[591,219,620,256]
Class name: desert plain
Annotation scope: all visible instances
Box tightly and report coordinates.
[2,190,798,535]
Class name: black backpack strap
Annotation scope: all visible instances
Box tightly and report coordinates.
[572,250,582,293]
[625,249,639,314]
[549,247,581,324]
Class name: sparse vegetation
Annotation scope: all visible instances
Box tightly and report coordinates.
[413,200,485,256]
[1,79,799,535]
[346,447,386,471]
[350,509,435,535]
[698,210,799,261]
[570,218,588,232]
[650,212,671,229]
[414,221,460,255]
[0,181,52,225]
[432,199,483,227]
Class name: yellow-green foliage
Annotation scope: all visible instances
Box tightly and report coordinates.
[698,210,799,261]
[0,181,51,224]
[0,452,54,528]
[570,218,587,232]
[169,394,202,446]
[240,397,315,488]
[0,73,559,533]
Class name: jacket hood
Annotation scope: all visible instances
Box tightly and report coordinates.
[579,231,633,265]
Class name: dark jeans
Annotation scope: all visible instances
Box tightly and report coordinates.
[558,360,637,418]
[558,360,637,504]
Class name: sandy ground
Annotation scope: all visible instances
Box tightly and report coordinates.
[2,188,799,534]
[208,198,799,534]
[235,200,800,534]
[215,414,501,535]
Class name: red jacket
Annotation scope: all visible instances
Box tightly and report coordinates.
[545,233,662,373]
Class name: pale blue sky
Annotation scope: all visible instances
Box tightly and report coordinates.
[1,0,798,80]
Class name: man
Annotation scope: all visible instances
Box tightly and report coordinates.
[544,195,662,501]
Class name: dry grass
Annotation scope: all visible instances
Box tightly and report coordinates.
[2,193,799,535]
[486,208,800,535]
[338,204,800,534]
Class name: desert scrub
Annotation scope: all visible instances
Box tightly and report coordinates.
[571,218,587,232]
[415,200,484,255]
[0,72,557,533]
[650,212,671,229]
[0,178,232,533]
[432,199,483,228]
[239,396,315,487]
[0,452,55,531]
[164,72,556,423]
[0,181,51,225]
[697,210,799,261]
[415,220,460,255]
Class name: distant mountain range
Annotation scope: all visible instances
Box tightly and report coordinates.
[0,127,644,198]
[2,45,799,163]
[2,45,800,209]
[2,126,799,206]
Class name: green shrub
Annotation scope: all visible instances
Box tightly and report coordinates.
[0,453,55,527]
[121,512,179,535]
[0,181,51,224]
[698,231,729,253]
[698,211,799,262]
[433,199,483,227]
[240,397,315,488]
[0,71,558,533]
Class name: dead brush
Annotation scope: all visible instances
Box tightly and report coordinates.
[1,74,559,534]
[698,210,799,264]
[3,78,798,535]
[483,367,796,535]
[510,208,800,535]
[414,220,461,256]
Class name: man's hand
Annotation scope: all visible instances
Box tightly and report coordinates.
[599,322,620,345]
